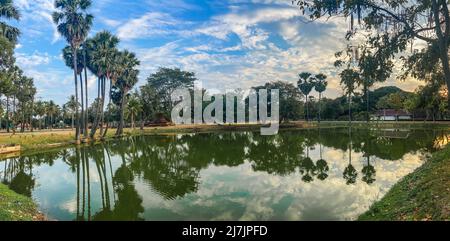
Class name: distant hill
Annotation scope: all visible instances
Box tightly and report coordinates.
[370,86,410,100]
[368,86,410,109]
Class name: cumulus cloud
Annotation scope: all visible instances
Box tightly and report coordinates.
[16,0,60,43]
[117,12,187,41]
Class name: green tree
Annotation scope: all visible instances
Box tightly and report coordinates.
[126,93,142,130]
[112,50,140,136]
[62,46,87,135]
[376,92,407,111]
[314,73,327,123]
[53,0,93,142]
[0,0,20,43]
[138,85,159,127]
[340,69,360,124]
[298,72,315,121]
[86,31,120,138]
[64,95,78,129]
[292,0,450,110]
[253,81,304,122]
[145,68,196,119]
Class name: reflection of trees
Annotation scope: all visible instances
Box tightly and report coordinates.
[247,133,305,176]
[1,157,35,197]
[130,136,200,200]
[362,155,376,184]
[316,129,329,181]
[1,127,449,220]
[343,128,357,185]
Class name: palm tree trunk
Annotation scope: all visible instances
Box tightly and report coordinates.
[30,99,34,132]
[6,96,9,133]
[318,92,322,123]
[73,48,81,143]
[305,95,309,122]
[89,77,102,138]
[80,73,85,137]
[349,93,352,125]
[116,90,127,136]
[99,78,106,136]
[102,79,113,139]
[365,86,370,123]
[83,46,89,139]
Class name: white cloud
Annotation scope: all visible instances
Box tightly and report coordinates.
[16,0,60,43]
[16,51,52,67]
[117,12,184,41]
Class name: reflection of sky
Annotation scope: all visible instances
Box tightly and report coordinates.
[0,140,426,221]
[135,145,425,221]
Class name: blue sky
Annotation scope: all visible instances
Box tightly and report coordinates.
[11,0,420,105]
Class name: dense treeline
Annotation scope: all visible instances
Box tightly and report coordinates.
[2,0,450,139]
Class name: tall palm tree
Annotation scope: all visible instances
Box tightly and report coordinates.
[340,69,360,124]
[62,46,86,133]
[298,72,315,122]
[53,0,93,143]
[86,31,119,138]
[0,0,20,43]
[114,50,140,136]
[314,73,327,123]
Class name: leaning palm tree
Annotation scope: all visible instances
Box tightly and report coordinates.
[314,74,327,123]
[86,31,119,138]
[53,0,93,143]
[0,0,20,43]
[340,69,360,125]
[298,72,315,121]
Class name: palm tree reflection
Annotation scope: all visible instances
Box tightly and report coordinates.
[1,127,447,220]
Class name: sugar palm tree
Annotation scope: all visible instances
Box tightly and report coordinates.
[0,0,20,43]
[62,46,85,133]
[298,72,315,121]
[64,95,78,129]
[53,0,93,143]
[114,50,140,136]
[340,69,360,124]
[34,101,46,129]
[46,101,59,130]
[126,94,142,130]
[86,31,119,138]
[314,73,327,123]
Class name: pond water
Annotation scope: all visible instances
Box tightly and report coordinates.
[1,128,448,221]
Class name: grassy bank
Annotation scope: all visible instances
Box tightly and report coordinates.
[0,183,43,221]
[359,145,450,221]
[0,122,315,157]
[1,121,450,158]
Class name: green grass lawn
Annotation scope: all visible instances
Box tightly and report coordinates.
[0,183,42,221]
[359,145,450,221]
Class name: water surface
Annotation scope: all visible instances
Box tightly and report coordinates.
[1,128,448,221]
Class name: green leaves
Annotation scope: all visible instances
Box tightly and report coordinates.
[53,0,93,48]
